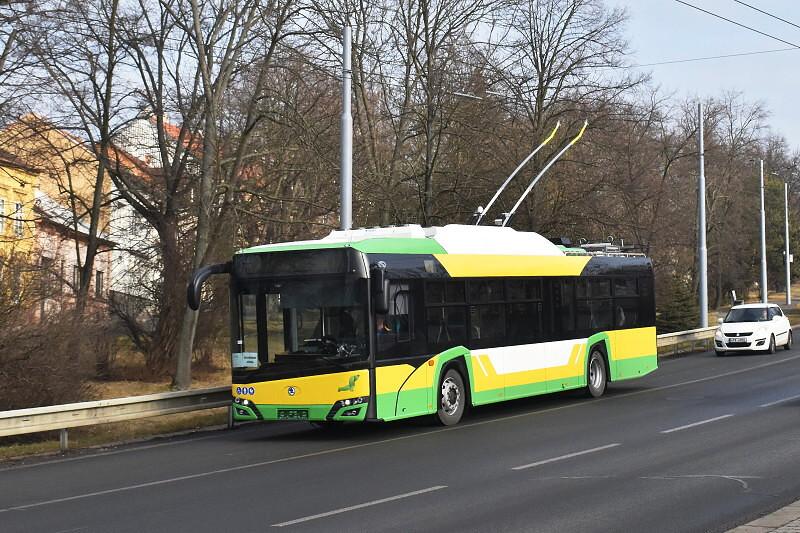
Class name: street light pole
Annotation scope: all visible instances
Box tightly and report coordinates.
[340,26,353,231]
[785,180,791,306]
[697,102,708,327]
[759,159,768,303]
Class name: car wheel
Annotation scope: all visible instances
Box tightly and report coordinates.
[784,330,793,351]
[436,368,466,426]
[715,350,726,357]
[585,350,607,398]
[767,334,776,354]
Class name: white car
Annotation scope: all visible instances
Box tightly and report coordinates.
[714,303,792,356]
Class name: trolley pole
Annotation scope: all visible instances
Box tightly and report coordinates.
[785,180,791,306]
[697,102,708,327]
[760,159,768,303]
[340,26,353,230]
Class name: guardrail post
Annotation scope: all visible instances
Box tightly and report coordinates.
[59,429,68,452]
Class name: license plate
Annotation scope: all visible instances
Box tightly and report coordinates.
[277,409,309,420]
[728,337,747,343]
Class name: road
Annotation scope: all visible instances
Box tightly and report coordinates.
[2,348,800,533]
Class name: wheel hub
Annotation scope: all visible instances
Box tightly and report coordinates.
[441,378,460,415]
[589,358,603,390]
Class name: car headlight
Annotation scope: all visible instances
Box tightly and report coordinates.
[715,329,724,339]
[756,326,768,336]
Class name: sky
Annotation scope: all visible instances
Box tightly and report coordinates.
[613,0,800,151]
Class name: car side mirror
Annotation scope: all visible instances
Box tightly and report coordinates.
[717,317,724,325]
[773,315,780,320]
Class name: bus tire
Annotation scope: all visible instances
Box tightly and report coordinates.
[437,368,466,426]
[585,349,607,398]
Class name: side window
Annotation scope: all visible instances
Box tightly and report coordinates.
[558,280,575,333]
[775,307,784,317]
[378,283,412,343]
[768,307,778,319]
[426,306,467,345]
[614,298,639,328]
[469,303,505,341]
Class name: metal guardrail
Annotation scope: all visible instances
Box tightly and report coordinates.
[656,326,717,357]
[0,327,720,449]
[0,386,230,450]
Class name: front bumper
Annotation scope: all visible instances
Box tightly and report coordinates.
[715,337,767,351]
[232,397,369,422]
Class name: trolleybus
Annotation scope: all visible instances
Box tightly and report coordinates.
[188,224,657,426]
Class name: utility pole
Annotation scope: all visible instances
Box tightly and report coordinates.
[759,159,768,303]
[697,102,708,327]
[785,180,791,305]
[340,26,353,230]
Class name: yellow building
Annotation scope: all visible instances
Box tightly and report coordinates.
[0,148,38,255]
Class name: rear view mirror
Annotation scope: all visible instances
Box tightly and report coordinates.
[718,317,724,325]
[370,263,390,314]
[187,262,231,310]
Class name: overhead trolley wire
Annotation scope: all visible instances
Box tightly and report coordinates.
[731,0,800,32]
[674,0,800,49]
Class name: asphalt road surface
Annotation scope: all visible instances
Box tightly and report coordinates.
[3,348,800,533]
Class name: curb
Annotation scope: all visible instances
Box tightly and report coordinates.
[728,500,800,532]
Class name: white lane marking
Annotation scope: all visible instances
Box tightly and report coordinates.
[660,414,733,434]
[760,393,800,408]
[512,443,621,471]
[3,353,799,509]
[270,485,447,527]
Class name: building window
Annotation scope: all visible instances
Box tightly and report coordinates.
[13,202,23,237]
[95,270,104,298]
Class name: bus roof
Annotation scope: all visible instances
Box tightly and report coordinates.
[237,224,566,257]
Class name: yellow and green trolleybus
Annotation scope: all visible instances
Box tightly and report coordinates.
[188,224,657,426]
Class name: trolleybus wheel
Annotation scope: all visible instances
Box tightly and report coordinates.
[586,350,607,398]
[436,368,466,426]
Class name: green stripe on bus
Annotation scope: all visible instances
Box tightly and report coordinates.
[237,238,447,255]
[611,354,657,381]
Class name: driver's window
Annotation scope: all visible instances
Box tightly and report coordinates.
[768,307,778,319]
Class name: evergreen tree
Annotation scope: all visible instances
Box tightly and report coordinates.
[656,277,700,333]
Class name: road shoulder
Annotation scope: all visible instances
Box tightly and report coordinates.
[729,500,800,532]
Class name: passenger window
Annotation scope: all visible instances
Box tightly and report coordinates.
[615,298,639,328]
[469,304,505,340]
[614,278,638,297]
[427,307,467,344]
[468,280,504,303]
[507,279,541,300]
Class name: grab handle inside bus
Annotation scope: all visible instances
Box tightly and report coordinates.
[187,262,231,310]
[370,264,390,314]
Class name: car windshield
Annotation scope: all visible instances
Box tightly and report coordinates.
[724,307,770,323]
[234,277,368,370]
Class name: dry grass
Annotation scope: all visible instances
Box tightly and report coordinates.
[0,350,232,463]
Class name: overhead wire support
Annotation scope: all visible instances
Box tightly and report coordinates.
[501,120,588,228]
[474,121,560,225]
